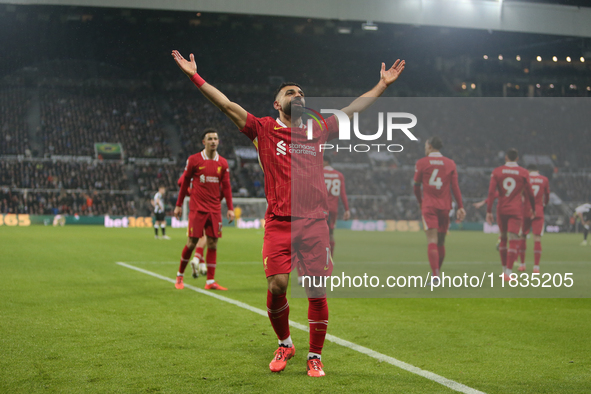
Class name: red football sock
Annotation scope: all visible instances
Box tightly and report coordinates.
[329,240,335,256]
[206,248,217,280]
[507,239,520,270]
[437,244,445,269]
[428,243,440,277]
[267,290,290,341]
[519,239,526,264]
[178,245,192,274]
[534,241,542,266]
[308,297,328,354]
[499,238,507,267]
[194,247,204,260]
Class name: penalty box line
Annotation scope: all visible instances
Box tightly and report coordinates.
[116,262,485,394]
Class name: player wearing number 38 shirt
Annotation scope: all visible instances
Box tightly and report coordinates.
[486,148,536,280]
[323,156,350,256]
[414,137,465,282]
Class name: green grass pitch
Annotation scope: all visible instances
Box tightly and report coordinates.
[1,225,590,393]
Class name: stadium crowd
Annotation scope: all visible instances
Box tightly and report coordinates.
[39,88,171,158]
[0,187,134,216]
[0,160,129,191]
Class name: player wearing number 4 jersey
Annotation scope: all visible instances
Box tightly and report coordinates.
[323,156,350,256]
[518,164,550,274]
[486,149,537,280]
[172,48,405,377]
[414,137,465,282]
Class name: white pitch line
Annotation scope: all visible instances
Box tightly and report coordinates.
[117,262,485,394]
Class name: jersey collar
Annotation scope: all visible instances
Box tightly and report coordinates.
[324,166,334,170]
[505,161,518,167]
[276,118,305,129]
[201,150,219,161]
[428,152,443,157]
[530,171,540,175]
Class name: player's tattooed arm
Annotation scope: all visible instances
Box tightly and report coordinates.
[172,50,248,129]
[339,60,405,119]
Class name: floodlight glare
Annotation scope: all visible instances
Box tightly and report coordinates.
[361,22,378,31]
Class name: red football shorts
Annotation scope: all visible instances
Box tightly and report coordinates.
[262,216,333,278]
[421,207,450,233]
[327,211,338,232]
[188,211,222,239]
[497,213,522,235]
[522,214,544,236]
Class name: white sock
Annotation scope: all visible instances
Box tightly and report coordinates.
[206,279,215,285]
[279,336,293,347]
[177,272,183,277]
[505,268,512,276]
[308,352,321,360]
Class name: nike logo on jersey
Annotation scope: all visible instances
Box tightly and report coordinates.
[199,166,206,170]
[274,126,284,130]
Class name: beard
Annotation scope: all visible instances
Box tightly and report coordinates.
[284,98,304,119]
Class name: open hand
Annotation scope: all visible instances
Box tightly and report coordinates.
[171,50,197,77]
[380,59,405,86]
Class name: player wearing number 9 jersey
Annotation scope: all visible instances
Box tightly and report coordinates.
[518,164,550,273]
[486,148,536,280]
[323,156,350,256]
[414,137,465,281]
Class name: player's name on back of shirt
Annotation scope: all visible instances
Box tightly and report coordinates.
[429,160,444,165]
[502,169,520,175]
[324,173,340,179]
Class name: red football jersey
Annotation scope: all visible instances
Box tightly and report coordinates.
[523,171,550,217]
[323,166,349,214]
[487,162,535,216]
[176,150,233,213]
[413,152,463,210]
[240,113,339,219]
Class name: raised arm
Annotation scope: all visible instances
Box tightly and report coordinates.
[340,60,405,119]
[172,50,248,129]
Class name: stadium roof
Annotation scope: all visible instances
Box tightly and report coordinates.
[5,0,591,38]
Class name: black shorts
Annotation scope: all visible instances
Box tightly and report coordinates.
[154,212,166,222]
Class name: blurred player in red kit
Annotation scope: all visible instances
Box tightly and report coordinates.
[518,164,550,273]
[323,156,350,256]
[174,129,235,290]
[172,48,404,376]
[177,171,209,279]
[486,149,537,280]
[414,137,465,283]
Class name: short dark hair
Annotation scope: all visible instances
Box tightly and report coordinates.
[274,82,303,101]
[158,184,166,190]
[428,136,443,150]
[323,156,332,165]
[526,164,538,171]
[506,148,519,161]
[201,128,218,141]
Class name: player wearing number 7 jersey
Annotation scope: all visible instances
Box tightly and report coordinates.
[518,164,550,274]
[486,149,536,280]
[414,137,465,282]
